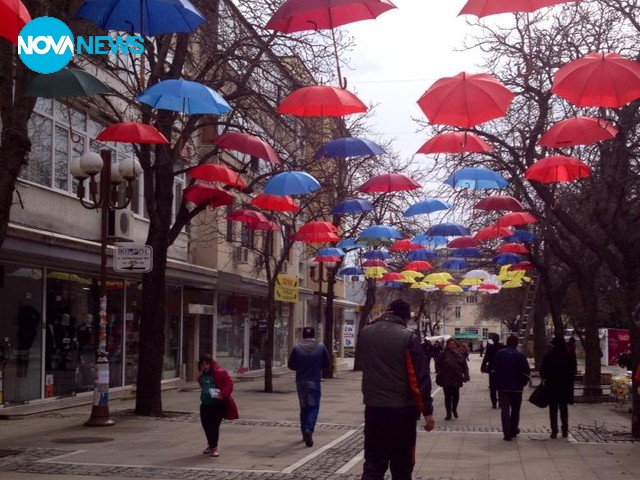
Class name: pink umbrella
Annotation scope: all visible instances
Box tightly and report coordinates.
[459,0,578,18]
[358,173,420,193]
[213,131,282,164]
[190,164,246,188]
[227,209,270,224]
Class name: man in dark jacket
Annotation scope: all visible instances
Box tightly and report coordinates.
[288,326,331,447]
[493,335,530,441]
[358,299,434,480]
[480,333,504,408]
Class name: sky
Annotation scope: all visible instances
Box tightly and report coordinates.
[342,0,483,165]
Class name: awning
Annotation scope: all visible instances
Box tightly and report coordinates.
[453,332,481,340]
[217,271,314,301]
[312,295,361,309]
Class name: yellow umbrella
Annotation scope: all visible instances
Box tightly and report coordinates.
[502,280,524,289]
[410,282,430,289]
[401,270,424,279]
[397,275,416,284]
[364,267,387,279]
[443,284,464,293]
[424,272,453,283]
[460,277,483,286]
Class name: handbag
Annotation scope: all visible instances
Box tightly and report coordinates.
[528,381,549,408]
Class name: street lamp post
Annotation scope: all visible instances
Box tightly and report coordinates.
[70,150,141,427]
[309,260,336,329]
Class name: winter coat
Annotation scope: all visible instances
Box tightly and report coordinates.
[492,347,530,391]
[288,338,331,385]
[197,360,239,420]
[540,345,577,404]
[436,348,469,388]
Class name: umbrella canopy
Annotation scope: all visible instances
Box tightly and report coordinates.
[511,261,534,271]
[137,79,232,115]
[248,220,280,231]
[459,0,577,18]
[474,225,513,241]
[96,122,169,144]
[362,259,388,268]
[426,222,470,237]
[442,258,469,270]
[464,269,490,279]
[358,173,421,193]
[24,68,111,98]
[277,85,367,117]
[493,253,523,265]
[226,209,270,224]
[389,239,425,251]
[503,230,536,243]
[189,164,246,188]
[263,171,321,195]
[552,52,640,108]
[416,131,493,155]
[331,198,374,215]
[358,224,402,241]
[182,185,234,208]
[473,195,525,212]
[250,193,299,212]
[411,234,448,248]
[403,198,451,217]
[404,261,433,272]
[213,132,281,164]
[314,137,386,159]
[417,72,515,128]
[362,250,390,260]
[265,0,397,32]
[364,267,387,279]
[337,239,366,249]
[443,284,464,294]
[317,247,345,257]
[339,267,364,276]
[524,155,591,183]
[75,0,205,36]
[444,167,508,189]
[293,231,340,243]
[496,212,538,227]
[498,243,529,254]
[381,272,406,282]
[447,236,479,248]
[407,249,438,261]
[450,247,482,258]
[538,116,618,148]
[0,0,31,45]
[296,221,338,235]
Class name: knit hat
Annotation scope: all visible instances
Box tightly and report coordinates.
[506,335,518,347]
[302,327,315,339]
[387,299,411,320]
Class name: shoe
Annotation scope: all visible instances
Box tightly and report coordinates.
[452,410,458,419]
[562,430,569,438]
[445,415,452,421]
[512,428,520,437]
[202,446,212,455]
[491,404,497,409]
[550,432,557,439]
[303,430,313,447]
[210,448,219,457]
[503,436,512,441]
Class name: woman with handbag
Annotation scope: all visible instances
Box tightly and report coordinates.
[540,337,577,438]
[435,338,470,420]
[197,354,239,457]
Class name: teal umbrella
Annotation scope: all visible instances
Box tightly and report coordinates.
[24,69,111,98]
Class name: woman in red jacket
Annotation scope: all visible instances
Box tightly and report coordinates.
[197,355,239,457]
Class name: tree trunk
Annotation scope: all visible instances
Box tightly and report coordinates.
[323,270,336,378]
[353,278,376,372]
[263,281,275,393]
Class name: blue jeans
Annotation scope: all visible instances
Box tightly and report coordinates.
[297,381,321,433]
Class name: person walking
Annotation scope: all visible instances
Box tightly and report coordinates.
[481,333,505,408]
[492,335,530,441]
[540,336,577,438]
[359,299,434,480]
[435,338,470,420]
[288,326,331,447]
[198,354,239,457]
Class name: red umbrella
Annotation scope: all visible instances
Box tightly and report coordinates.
[459,0,577,18]
[474,225,513,241]
[551,52,640,108]
[182,185,234,208]
[495,212,537,227]
[266,0,397,32]
[417,72,515,128]
[417,131,493,155]
[250,193,299,212]
[473,195,525,212]
[447,236,479,248]
[403,261,433,272]
[296,221,338,235]
[381,272,405,282]
[292,231,340,243]
[227,209,270,224]
[248,220,280,231]
[277,85,367,117]
[362,259,388,268]
[358,173,420,193]
[524,155,591,183]
[96,122,169,144]
[189,164,246,188]
[213,131,281,164]
[390,239,424,251]
[498,243,529,254]
[0,0,31,46]
[538,116,618,148]
[510,261,534,271]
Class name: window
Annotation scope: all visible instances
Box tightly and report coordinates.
[454,306,461,318]
[482,328,489,339]
[225,203,234,242]
[454,327,460,335]
[465,296,478,304]
[240,223,254,248]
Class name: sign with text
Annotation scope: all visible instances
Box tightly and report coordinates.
[275,274,298,302]
[114,245,153,273]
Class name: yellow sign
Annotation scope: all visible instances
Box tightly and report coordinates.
[275,273,298,302]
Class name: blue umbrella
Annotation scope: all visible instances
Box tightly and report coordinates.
[407,249,438,261]
[403,198,452,217]
[444,167,508,189]
[451,247,482,258]
[76,0,206,36]
[331,198,374,215]
[426,223,470,237]
[317,247,345,257]
[338,267,364,276]
[337,239,366,250]
[384,282,404,289]
[314,137,386,159]
[493,253,523,265]
[357,225,402,245]
[411,234,448,248]
[263,171,321,196]
[504,230,537,243]
[362,250,391,260]
[442,258,469,270]
[137,79,232,115]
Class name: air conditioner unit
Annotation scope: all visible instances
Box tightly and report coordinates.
[108,210,134,240]
[233,246,249,264]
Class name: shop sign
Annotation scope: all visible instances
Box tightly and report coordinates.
[114,245,153,273]
[275,273,298,302]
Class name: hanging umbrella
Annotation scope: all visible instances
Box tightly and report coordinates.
[189,164,246,188]
[460,277,483,286]
[296,221,337,235]
[424,272,453,283]
[390,239,425,252]
[493,253,523,265]
[426,223,470,237]
[362,259,388,268]
[510,261,534,271]
[137,79,232,115]
[357,224,402,244]
[459,0,577,18]
[364,266,387,279]
[442,258,469,270]
[362,250,390,260]
[358,173,420,193]
[314,255,342,263]
[407,249,438,261]
[443,284,464,294]
[551,52,640,108]
[292,231,340,243]
[474,225,513,241]
[226,209,270,224]
[331,198,374,215]
[314,137,386,159]
[411,234,448,248]
[538,116,618,148]
[0,0,31,45]
[277,85,367,117]
[473,195,525,212]
[24,68,111,98]
[248,220,280,231]
[417,72,515,128]
[503,230,537,243]
[263,171,321,195]
[75,0,205,36]
[339,266,364,276]
[403,198,451,217]
[416,131,493,155]
[400,270,423,279]
[213,131,281,164]
[464,269,490,279]
[444,167,508,189]
[451,247,482,258]
[447,236,479,248]
[381,272,406,282]
[250,193,299,212]
[182,185,234,209]
[524,155,591,183]
[96,122,169,144]
[404,261,433,272]
[316,247,345,257]
[498,243,529,254]
[337,238,366,249]
[496,212,538,227]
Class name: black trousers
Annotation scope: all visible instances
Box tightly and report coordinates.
[361,406,417,480]
[200,403,225,448]
[549,400,569,434]
[443,387,460,416]
[498,390,523,438]
[488,373,498,407]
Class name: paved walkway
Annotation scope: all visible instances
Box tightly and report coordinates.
[0,354,638,480]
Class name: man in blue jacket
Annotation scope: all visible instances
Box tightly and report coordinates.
[493,334,530,441]
[288,326,331,447]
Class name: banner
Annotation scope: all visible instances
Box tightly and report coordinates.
[275,274,298,302]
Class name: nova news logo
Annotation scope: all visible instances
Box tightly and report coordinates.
[18,17,144,74]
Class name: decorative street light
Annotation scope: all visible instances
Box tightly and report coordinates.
[308,258,336,332]
[70,150,141,427]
